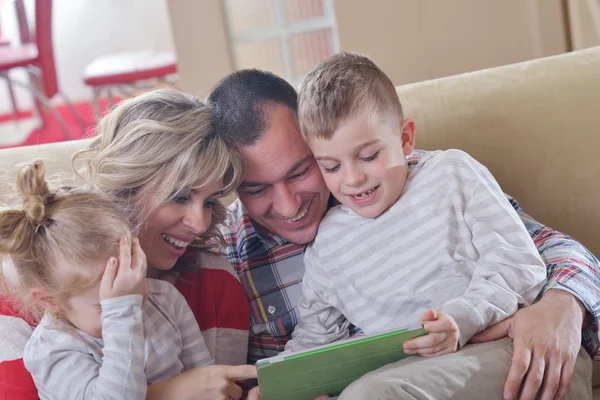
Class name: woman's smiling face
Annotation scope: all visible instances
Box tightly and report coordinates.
[138,179,223,276]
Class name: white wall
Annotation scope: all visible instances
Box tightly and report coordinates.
[334,0,568,87]
[0,0,174,114]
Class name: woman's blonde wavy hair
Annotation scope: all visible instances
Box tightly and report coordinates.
[72,89,244,248]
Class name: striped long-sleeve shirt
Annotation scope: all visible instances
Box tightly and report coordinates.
[285,150,547,351]
[23,279,214,400]
[224,149,600,365]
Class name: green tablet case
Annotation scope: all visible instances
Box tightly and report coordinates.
[256,326,427,400]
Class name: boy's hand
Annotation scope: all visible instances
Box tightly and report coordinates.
[402,309,459,357]
[100,237,147,300]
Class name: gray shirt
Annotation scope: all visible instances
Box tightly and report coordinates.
[285,150,547,352]
[24,279,214,400]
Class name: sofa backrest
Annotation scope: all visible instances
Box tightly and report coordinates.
[0,139,92,200]
[397,46,600,258]
[1,46,598,257]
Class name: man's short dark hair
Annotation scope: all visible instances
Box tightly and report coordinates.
[208,69,298,147]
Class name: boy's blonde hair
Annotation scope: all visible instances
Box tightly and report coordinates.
[72,89,244,247]
[298,52,403,139]
[0,161,130,318]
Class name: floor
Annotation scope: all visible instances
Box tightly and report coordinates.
[0,118,39,147]
[0,99,117,150]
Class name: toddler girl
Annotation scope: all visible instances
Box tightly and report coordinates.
[0,161,214,400]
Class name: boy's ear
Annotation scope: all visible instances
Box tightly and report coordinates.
[30,287,61,313]
[400,118,416,155]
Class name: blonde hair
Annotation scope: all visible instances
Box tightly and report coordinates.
[298,52,403,140]
[72,89,244,247]
[0,161,130,318]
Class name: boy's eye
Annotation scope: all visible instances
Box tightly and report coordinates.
[322,164,340,173]
[204,199,218,208]
[361,151,379,162]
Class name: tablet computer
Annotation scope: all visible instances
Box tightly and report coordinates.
[256,325,427,400]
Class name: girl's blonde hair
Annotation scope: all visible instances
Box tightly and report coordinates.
[0,161,130,318]
[72,89,244,247]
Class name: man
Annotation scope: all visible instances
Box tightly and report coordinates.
[208,69,599,400]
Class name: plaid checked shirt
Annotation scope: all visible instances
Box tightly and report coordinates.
[223,150,600,365]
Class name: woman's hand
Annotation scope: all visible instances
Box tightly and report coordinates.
[402,309,459,357]
[100,237,147,300]
[248,386,261,400]
[191,364,257,400]
[247,386,330,400]
[147,364,257,400]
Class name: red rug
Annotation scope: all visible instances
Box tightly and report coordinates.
[0,99,120,149]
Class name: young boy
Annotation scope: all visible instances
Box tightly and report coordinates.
[284,52,547,364]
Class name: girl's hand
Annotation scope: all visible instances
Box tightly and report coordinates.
[100,237,147,300]
[402,309,459,357]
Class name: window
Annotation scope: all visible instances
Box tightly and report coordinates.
[223,0,339,85]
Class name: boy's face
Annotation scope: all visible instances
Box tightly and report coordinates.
[307,113,416,218]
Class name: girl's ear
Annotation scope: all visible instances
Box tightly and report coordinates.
[30,287,61,313]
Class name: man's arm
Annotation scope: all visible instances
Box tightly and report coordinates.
[472,196,600,400]
[509,195,600,350]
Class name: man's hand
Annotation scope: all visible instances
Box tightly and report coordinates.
[471,290,585,400]
[403,309,459,357]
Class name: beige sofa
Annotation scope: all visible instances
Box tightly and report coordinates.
[1,46,599,396]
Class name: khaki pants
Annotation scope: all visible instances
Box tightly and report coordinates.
[339,338,592,400]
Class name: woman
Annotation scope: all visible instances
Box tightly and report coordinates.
[0,89,257,400]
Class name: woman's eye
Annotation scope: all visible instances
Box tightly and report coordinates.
[361,151,380,162]
[173,194,190,204]
[323,165,340,173]
[204,199,218,208]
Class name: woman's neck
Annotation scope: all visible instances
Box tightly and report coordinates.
[146,266,179,284]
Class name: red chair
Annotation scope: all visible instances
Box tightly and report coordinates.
[0,0,83,140]
[83,49,177,117]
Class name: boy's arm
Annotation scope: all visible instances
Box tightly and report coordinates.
[24,296,147,400]
[439,153,547,348]
[284,251,351,353]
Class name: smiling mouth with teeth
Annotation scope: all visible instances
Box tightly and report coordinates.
[286,202,310,223]
[161,233,191,249]
[352,187,377,199]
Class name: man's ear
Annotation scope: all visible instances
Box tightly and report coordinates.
[400,118,416,155]
[30,287,61,313]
